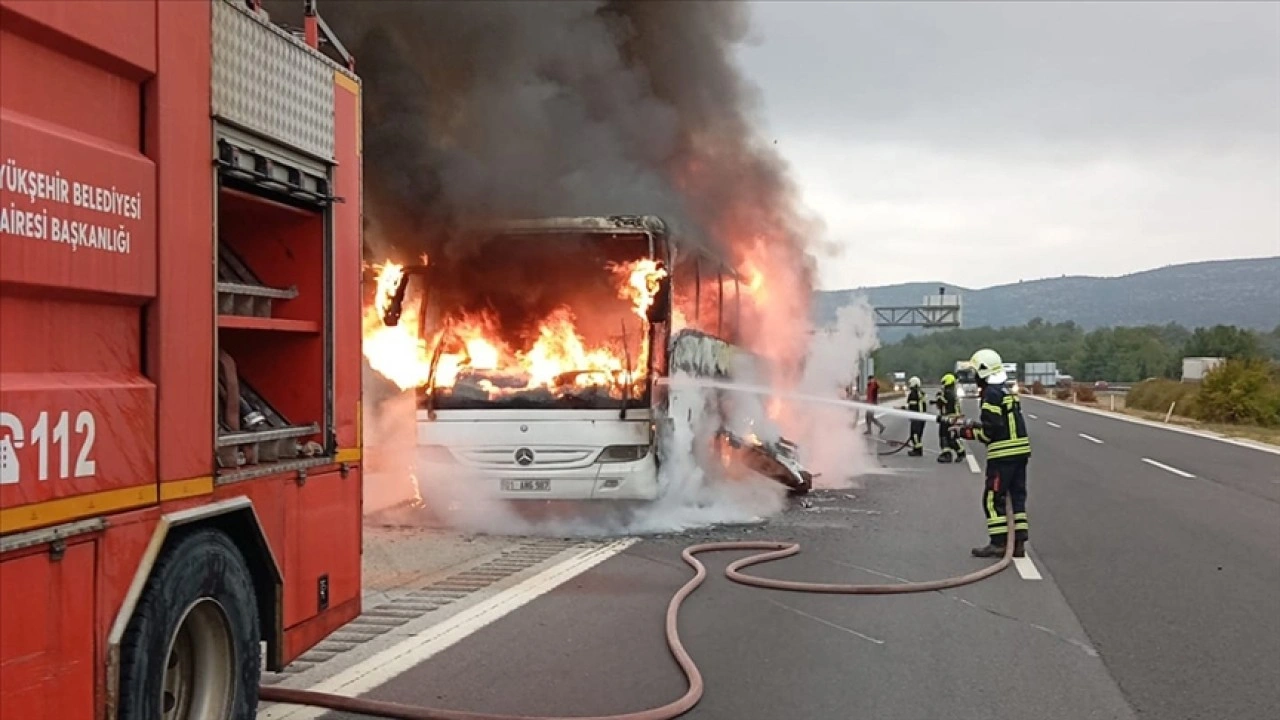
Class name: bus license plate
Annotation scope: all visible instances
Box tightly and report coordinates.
[501,478,550,492]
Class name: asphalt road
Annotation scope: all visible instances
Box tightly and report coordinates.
[1014,396,1280,720]
[290,397,1278,720]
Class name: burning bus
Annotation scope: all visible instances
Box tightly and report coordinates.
[367,215,811,503]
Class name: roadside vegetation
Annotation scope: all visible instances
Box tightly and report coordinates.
[875,320,1280,443]
[873,319,1280,384]
[1127,360,1280,427]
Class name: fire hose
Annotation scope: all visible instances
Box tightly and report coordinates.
[260,379,1003,718]
[260,505,1015,720]
[877,437,913,456]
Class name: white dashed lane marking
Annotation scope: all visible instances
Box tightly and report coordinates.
[1078,433,1104,444]
[1141,458,1195,478]
[1046,421,1062,428]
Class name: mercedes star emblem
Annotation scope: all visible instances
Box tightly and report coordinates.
[514,448,535,466]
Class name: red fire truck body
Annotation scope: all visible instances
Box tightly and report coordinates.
[0,1,364,718]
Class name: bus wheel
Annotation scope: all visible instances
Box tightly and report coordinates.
[118,528,261,720]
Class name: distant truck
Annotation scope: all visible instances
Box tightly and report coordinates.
[1002,362,1020,393]
[1023,362,1058,390]
[1182,356,1225,383]
[893,371,907,392]
[953,360,978,398]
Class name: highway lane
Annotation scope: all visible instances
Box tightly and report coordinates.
[264,398,1277,720]
[1021,396,1280,504]
[1007,396,1280,720]
[290,420,1136,720]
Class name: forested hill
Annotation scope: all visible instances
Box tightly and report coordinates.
[815,257,1280,338]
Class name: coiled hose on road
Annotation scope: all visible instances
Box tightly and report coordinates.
[260,503,1015,720]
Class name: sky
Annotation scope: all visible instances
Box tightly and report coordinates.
[734,1,1280,291]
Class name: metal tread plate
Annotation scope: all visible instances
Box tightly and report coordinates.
[212,0,336,160]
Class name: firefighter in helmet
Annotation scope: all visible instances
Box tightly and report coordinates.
[951,348,1031,558]
[934,373,966,463]
[904,376,927,456]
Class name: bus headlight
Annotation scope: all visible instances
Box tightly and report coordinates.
[598,445,650,463]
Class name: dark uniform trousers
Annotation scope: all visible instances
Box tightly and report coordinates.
[909,420,925,451]
[984,458,1029,545]
[906,389,927,451]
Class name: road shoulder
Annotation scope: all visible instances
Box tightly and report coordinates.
[1023,394,1280,455]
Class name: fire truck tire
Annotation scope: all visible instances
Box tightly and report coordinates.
[118,528,261,720]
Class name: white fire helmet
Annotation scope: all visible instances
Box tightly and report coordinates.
[970,348,1004,379]
[908,376,921,388]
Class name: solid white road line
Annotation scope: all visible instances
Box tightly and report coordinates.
[1046,421,1062,428]
[1141,458,1196,478]
[1078,433,1104,444]
[1014,555,1043,581]
[1027,413,1039,420]
[965,451,981,474]
[258,538,638,720]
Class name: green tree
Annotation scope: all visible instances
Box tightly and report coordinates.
[1195,359,1280,426]
[1183,325,1262,360]
[1255,325,1280,361]
[871,321,1265,385]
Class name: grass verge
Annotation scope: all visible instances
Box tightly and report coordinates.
[1063,396,1280,447]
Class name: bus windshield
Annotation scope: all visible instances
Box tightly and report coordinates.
[413,231,663,411]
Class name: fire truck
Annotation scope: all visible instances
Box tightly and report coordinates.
[0,1,364,718]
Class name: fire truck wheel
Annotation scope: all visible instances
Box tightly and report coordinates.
[118,528,261,720]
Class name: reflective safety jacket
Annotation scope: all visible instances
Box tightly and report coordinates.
[935,384,960,416]
[907,387,928,414]
[975,383,1031,461]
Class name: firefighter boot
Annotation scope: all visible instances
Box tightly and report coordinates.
[970,543,1006,558]
[937,451,954,463]
[1013,539,1026,558]
[907,448,924,457]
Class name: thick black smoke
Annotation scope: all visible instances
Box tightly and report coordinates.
[278,0,820,360]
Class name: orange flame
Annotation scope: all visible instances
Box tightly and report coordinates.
[362,257,665,398]
[610,259,667,321]
[363,261,432,390]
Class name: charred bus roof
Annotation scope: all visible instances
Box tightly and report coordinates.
[459,215,737,276]
[460,215,669,235]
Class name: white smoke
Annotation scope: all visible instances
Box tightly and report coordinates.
[786,299,881,488]
[361,370,421,516]
[629,374,788,534]
[362,372,785,537]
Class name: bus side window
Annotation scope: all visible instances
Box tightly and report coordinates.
[722,274,741,342]
[697,258,721,335]
[650,321,669,378]
[672,254,699,329]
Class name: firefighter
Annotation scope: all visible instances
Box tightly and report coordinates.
[951,348,1031,558]
[904,376,927,456]
[934,373,967,463]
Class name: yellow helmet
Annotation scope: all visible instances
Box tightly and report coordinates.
[941,373,956,386]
